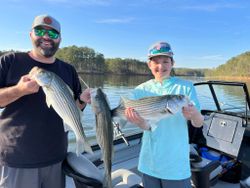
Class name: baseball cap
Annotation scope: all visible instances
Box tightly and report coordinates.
[32,14,61,33]
[148,41,174,59]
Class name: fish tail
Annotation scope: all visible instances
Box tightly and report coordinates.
[76,138,93,156]
[103,171,112,188]
[75,138,84,156]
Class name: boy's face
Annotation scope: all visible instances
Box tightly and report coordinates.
[148,56,173,81]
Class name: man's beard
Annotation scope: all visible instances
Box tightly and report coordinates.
[34,38,60,58]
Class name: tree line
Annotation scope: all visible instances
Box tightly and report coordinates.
[4,45,250,77]
[205,51,250,77]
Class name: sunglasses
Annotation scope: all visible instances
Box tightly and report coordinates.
[149,46,172,55]
[34,28,60,39]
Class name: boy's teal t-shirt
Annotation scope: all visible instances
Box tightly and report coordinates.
[132,77,201,180]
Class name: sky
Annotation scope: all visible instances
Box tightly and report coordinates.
[0,0,250,68]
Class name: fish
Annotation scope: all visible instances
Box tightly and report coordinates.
[91,88,113,188]
[111,94,190,131]
[29,66,93,156]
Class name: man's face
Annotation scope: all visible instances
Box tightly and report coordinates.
[30,26,61,58]
[148,56,173,81]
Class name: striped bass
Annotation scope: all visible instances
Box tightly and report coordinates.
[111,94,190,130]
[29,66,93,155]
[91,88,113,188]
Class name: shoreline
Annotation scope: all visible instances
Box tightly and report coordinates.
[76,71,250,80]
[204,76,250,81]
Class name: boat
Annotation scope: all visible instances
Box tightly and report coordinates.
[63,81,250,187]
[0,79,248,187]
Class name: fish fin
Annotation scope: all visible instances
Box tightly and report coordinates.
[120,96,130,104]
[75,138,84,156]
[76,138,93,156]
[45,95,53,108]
[77,109,94,155]
[63,122,71,132]
[166,107,173,114]
[46,97,52,108]
[164,102,173,114]
[148,121,158,132]
[66,85,74,97]
[83,141,93,154]
[103,172,112,188]
[111,99,125,118]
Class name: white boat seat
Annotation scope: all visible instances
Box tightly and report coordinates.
[63,152,142,188]
[112,169,142,188]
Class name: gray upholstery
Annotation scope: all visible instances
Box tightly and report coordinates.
[67,152,142,187]
[67,152,103,182]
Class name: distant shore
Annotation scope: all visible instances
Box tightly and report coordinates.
[77,71,151,76]
[76,71,250,80]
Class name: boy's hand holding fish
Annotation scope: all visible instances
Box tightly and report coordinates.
[182,103,204,127]
[125,107,151,130]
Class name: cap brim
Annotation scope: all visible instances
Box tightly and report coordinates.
[148,53,173,59]
[32,24,60,33]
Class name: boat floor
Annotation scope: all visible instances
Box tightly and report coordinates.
[65,138,241,188]
[66,175,240,188]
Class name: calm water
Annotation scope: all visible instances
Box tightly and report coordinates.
[1,74,250,152]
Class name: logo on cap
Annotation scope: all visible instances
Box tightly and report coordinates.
[155,44,162,50]
[43,17,52,25]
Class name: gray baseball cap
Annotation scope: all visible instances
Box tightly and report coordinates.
[32,14,61,33]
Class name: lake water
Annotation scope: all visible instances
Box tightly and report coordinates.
[1,74,250,152]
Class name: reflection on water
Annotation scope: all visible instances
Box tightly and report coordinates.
[79,74,153,89]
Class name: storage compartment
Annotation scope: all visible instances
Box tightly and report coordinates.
[203,113,245,157]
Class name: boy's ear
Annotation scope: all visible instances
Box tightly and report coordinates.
[147,61,151,68]
[171,58,175,66]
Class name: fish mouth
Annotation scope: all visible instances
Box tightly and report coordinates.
[29,66,41,78]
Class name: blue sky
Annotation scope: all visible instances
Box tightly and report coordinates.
[0,0,250,68]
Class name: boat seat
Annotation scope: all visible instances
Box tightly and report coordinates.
[240,176,250,188]
[63,152,142,188]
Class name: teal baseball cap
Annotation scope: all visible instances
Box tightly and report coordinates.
[148,41,174,59]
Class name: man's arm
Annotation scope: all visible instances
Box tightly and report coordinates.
[0,75,39,107]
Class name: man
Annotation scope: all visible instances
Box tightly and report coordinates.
[0,14,90,188]
[125,41,204,188]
